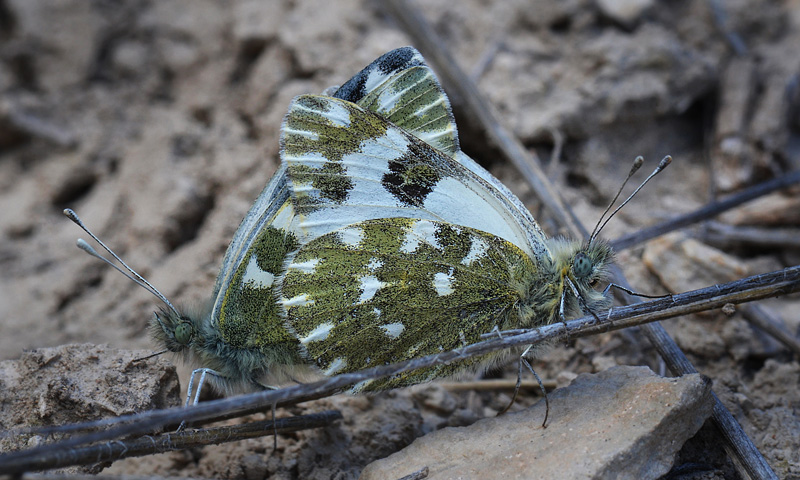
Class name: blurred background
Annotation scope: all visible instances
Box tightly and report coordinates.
[0,0,798,477]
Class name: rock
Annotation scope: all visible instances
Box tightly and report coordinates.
[360,366,713,480]
[0,344,181,454]
[596,0,654,29]
[642,233,751,293]
[719,192,800,227]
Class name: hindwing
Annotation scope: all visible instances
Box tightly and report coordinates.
[279,218,539,391]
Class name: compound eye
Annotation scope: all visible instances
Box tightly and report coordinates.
[573,252,593,279]
[174,321,194,345]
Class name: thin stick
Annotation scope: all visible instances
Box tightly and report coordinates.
[439,379,552,392]
[1,411,342,474]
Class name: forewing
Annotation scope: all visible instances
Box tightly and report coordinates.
[279,218,538,391]
[281,95,547,259]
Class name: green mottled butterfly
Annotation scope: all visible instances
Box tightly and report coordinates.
[67,47,619,402]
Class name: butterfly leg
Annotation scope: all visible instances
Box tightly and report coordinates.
[566,276,604,327]
[558,287,574,346]
[497,345,550,427]
[185,368,226,407]
[252,381,281,453]
[520,354,550,427]
[176,368,226,432]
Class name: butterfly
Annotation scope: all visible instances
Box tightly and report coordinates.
[72,47,614,400]
[277,86,614,393]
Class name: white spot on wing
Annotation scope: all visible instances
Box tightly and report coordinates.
[433,270,454,296]
[338,227,363,247]
[366,257,383,272]
[282,294,314,308]
[376,87,405,114]
[358,275,385,303]
[380,322,405,339]
[462,237,489,266]
[242,256,275,289]
[350,379,373,393]
[272,202,296,231]
[299,322,335,344]
[325,357,347,376]
[363,69,393,99]
[400,220,440,253]
[415,220,441,249]
[400,230,420,254]
[289,258,320,274]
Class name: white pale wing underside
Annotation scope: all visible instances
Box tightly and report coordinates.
[283,96,549,261]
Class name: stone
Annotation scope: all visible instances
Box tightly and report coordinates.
[360,366,713,480]
[0,344,181,454]
[642,233,751,293]
[596,0,654,29]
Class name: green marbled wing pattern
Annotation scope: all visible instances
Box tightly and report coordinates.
[354,65,459,158]
[331,47,459,158]
[215,201,301,351]
[279,218,540,392]
[212,51,462,352]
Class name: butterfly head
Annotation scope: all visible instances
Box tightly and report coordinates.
[571,241,613,289]
[151,308,195,354]
[560,155,671,316]
[547,239,614,319]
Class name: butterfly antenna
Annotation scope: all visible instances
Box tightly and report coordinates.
[589,156,672,244]
[63,208,180,316]
[589,156,644,241]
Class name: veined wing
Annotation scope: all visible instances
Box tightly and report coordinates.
[281,95,548,260]
[332,47,543,254]
[334,47,459,158]
[209,48,467,343]
[279,218,539,391]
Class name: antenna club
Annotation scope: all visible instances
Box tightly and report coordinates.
[76,238,97,254]
[627,157,644,176]
[658,155,672,169]
[63,208,82,225]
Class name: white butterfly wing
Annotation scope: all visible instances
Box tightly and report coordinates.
[210,47,465,321]
[281,95,548,260]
